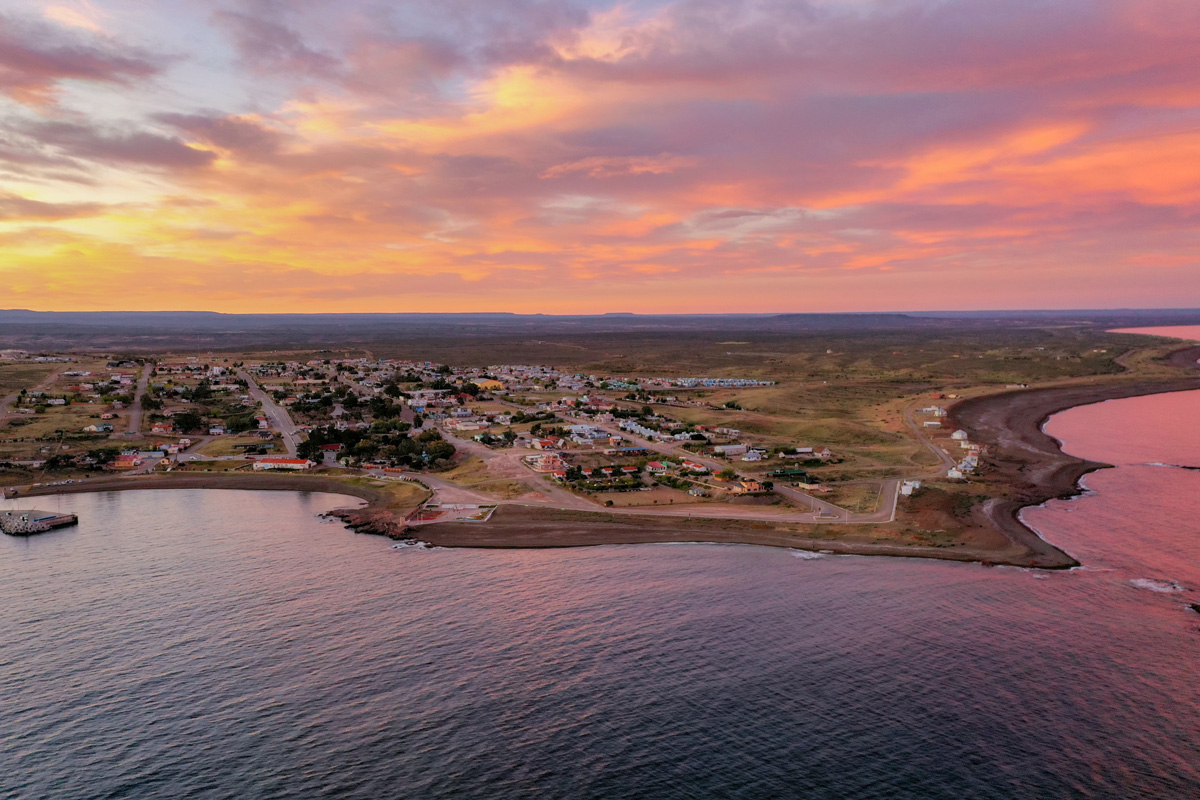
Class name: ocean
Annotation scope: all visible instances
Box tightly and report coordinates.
[2,392,1198,798]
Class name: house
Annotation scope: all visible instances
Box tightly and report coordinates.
[151,422,175,435]
[923,421,942,428]
[713,444,747,457]
[947,468,964,480]
[256,416,270,429]
[730,479,764,494]
[209,426,227,436]
[646,461,673,474]
[321,443,345,453]
[900,480,922,496]
[681,460,709,473]
[253,458,315,471]
[529,452,567,472]
[620,466,639,475]
[109,455,141,470]
[951,429,969,441]
[688,486,708,497]
[47,398,66,406]
[740,450,764,462]
[814,447,833,460]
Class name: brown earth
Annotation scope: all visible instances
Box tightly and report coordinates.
[949,345,1200,567]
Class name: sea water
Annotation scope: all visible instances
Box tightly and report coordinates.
[2,391,1199,800]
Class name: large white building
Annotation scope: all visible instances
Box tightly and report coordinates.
[253,458,315,471]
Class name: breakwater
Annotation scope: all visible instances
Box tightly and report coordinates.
[0,510,78,536]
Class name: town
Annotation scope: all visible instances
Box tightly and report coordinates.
[1,346,1002,535]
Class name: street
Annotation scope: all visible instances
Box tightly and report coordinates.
[237,369,302,457]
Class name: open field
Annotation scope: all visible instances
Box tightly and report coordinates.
[195,435,278,457]
[821,483,883,513]
[0,363,58,397]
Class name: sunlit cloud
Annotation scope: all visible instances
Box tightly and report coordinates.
[1,0,1198,311]
[43,3,105,33]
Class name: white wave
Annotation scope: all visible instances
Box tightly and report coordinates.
[391,541,444,551]
[790,549,824,560]
[1129,578,1186,593]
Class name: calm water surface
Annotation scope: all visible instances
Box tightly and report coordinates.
[2,388,1198,798]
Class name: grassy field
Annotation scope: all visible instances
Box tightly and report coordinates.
[195,435,278,457]
[436,456,493,484]
[821,483,883,513]
[0,363,58,397]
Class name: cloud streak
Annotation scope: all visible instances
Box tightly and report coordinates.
[2,0,1199,311]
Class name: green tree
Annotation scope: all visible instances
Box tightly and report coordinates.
[175,412,204,433]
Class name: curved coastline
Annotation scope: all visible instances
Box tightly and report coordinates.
[949,345,1200,568]
[6,344,1199,568]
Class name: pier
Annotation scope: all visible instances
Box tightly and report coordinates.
[0,510,79,536]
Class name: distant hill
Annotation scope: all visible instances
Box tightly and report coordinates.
[1,308,1199,353]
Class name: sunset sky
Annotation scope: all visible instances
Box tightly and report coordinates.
[2,0,1199,313]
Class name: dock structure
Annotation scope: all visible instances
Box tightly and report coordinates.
[0,510,79,536]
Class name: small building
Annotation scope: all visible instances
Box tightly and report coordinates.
[254,458,315,471]
[947,468,964,480]
[646,461,672,474]
[713,444,748,457]
[951,429,969,441]
[681,460,709,473]
[900,480,922,496]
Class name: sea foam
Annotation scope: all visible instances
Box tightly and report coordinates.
[1129,578,1186,593]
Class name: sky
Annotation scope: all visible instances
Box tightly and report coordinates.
[2,0,1199,313]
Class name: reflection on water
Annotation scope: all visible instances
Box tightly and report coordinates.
[1,458,1198,800]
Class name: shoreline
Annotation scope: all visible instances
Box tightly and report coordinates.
[949,345,1200,565]
[6,345,1198,569]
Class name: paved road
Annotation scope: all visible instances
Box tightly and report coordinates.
[126,362,154,434]
[237,370,301,457]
